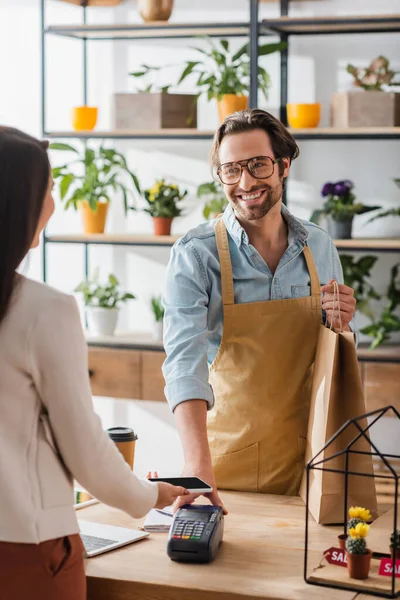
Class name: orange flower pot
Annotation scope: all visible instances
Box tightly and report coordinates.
[79,201,108,234]
[153,217,173,236]
[217,94,248,122]
[286,103,321,129]
[346,550,372,580]
[338,534,348,550]
[72,106,98,131]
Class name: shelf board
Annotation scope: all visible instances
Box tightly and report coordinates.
[45,22,252,41]
[45,127,400,141]
[45,233,180,246]
[46,129,215,140]
[261,13,400,35]
[85,332,400,363]
[334,238,400,252]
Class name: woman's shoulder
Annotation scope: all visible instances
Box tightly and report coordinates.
[16,276,78,318]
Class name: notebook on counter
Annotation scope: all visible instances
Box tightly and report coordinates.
[143,507,173,532]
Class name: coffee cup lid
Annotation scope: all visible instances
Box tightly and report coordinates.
[107,427,138,442]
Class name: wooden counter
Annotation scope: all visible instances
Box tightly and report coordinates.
[81,492,367,600]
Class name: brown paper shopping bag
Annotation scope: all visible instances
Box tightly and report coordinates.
[300,322,378,524]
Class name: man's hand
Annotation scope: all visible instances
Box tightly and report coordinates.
[173,462,228,515]
[321,279,356,331]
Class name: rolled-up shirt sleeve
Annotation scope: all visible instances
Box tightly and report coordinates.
[162,238,214,412]
[330,240,359,346]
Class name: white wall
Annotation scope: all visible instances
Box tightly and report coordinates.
[1,0,399,474]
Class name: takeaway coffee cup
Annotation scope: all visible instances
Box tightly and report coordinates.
[107,427,138,470]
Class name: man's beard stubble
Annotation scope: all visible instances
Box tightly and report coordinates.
[231,179,283,221]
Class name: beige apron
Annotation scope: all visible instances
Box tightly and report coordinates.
[208,218,322,495]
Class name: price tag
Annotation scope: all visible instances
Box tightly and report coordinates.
[323,547,348,567]
[379,558,400,578]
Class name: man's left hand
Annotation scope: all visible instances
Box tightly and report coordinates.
[321,279,356,331]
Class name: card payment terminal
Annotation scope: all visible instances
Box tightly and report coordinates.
[167,505,224,563]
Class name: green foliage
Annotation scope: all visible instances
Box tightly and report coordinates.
[360,263,400,349]
[368,178,400,223]
[197,181,228,219]
[390,530,400,550]
[346,536,367,555]
[176,36,287,102]
[129,64,171,94]
[310,196,381,224]
[340,255,380,320]
[151,296,165,322]
[74,269,135,309]
[50,142,141,214]
[143,179,187,218]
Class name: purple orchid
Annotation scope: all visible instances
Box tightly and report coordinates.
[321,182,334,197]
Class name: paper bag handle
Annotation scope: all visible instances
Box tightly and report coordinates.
[324,280,343,332]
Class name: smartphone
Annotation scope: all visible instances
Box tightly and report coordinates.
[147,476,213,494]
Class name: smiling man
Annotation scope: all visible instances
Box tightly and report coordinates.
[162,109,357,512]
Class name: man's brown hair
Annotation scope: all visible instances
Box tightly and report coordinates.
[210,109,299,182]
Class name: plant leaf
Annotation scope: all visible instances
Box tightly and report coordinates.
[49,142,79,153]
[178,61,200,85]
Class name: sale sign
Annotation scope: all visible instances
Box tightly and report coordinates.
[379,558,400,577]
[323,547,348,567]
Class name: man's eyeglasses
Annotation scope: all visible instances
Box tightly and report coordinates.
[217,156,281,185]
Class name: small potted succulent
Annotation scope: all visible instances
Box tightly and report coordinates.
[151,295,165,340]
[346,522,372,580]
[197,181,228,220]
[75,269,135,336]
[143,179,187,235]
[310,180,381,239]
[338,506,372,550]
[331,55,400,127]
[390,529,400,560]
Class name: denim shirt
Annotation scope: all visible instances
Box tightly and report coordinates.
[163,204,357,412]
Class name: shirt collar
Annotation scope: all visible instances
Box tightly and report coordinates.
[222,202,309,248]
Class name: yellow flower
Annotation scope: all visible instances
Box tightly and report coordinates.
[170,184,178,190]
[348,523,370,539]
[349,506,372,522]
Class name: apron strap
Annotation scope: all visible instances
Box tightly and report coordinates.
[302,244,321,297]
[215,218,235,306]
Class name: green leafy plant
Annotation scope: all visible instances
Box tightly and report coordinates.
[50,142,141,214]
[347,55,400,91]
[143,179,187,218]
[129,64,171,94]
[311,180,381,224]
[151,295,165,322]
[368,178,400,223]
[177,36,287,102]
[390,530,400,551]
[197,181,228,219]
[75,269,135,308]
[340,255,380,320]
[361,263,400,349]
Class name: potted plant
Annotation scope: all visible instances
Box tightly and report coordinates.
[75,269,135,336]
[177,37,287,122]
[346,522,372,580]
[340,255,380,321]
[50,142,141,234]
[197,181,228,220]
[142,179,187,235]
[390,530,400,560]
[310,180,381,239]
[151,295,165,340]
[338,506,372,550]
[138,0,174,22]
[115,65,197,130]
[331,55,400,127]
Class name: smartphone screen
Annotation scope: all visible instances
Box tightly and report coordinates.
[148,476,212,491]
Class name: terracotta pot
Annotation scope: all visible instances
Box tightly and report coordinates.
[217,94,248,122]
[391,546,400,560]
[153,217,173,236]
[72,106,98,131]
[79,201,108,234]
[138,0,174,22]
[338,534,348,550]
[346,549,372,580]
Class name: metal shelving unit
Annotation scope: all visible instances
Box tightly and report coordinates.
[41,1,400,361]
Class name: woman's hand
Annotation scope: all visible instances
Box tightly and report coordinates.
[321,279,356,331]
[146,471,190,510]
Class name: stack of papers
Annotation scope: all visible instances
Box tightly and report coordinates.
[143,507,173,532]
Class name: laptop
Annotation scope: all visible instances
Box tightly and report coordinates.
[79,519,149,558]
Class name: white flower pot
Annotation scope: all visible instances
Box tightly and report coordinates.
[86,307,119,336]
[152,320,164,341]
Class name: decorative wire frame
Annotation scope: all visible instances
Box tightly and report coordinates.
[304,405,400,598]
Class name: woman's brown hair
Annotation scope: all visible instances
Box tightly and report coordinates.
[210,108,299,185]
[0,127,50,325]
